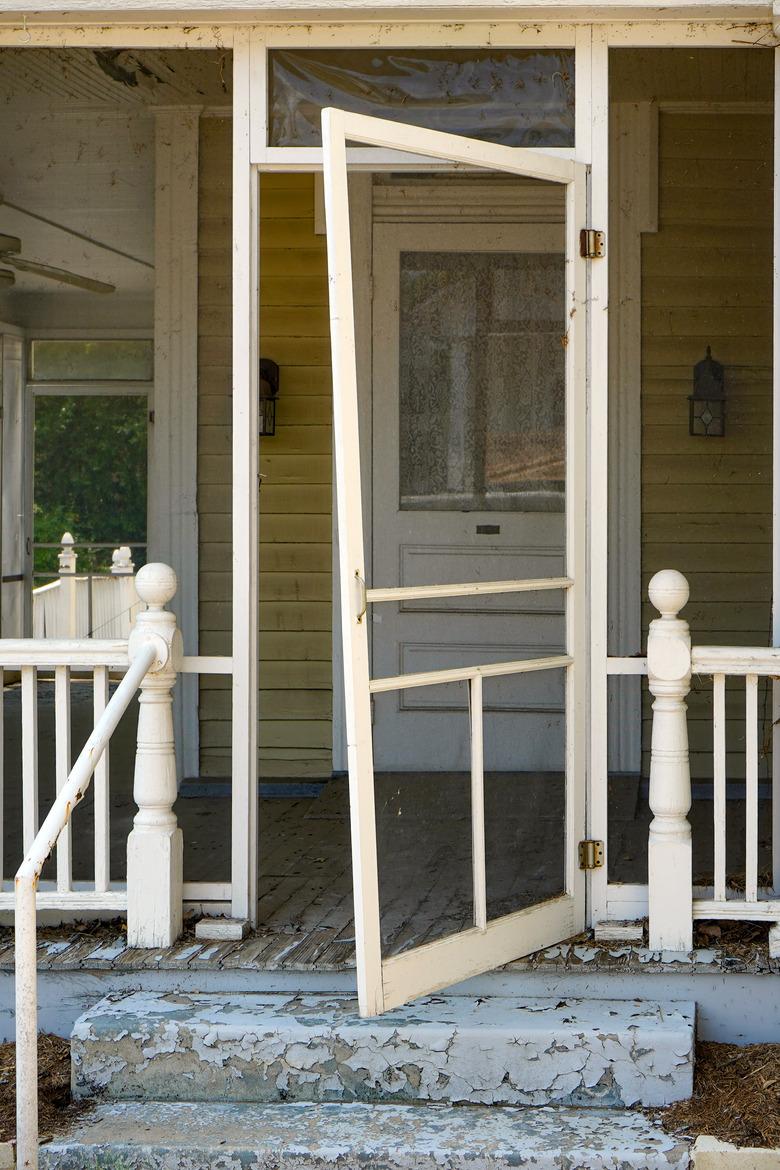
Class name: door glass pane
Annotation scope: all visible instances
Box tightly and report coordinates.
[269,49,575,148]
[399,251,565,512]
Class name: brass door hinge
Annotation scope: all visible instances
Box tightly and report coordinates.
[578,839,605,870]
[579,229,606,259]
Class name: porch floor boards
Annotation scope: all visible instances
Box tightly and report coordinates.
[0,769,774,975]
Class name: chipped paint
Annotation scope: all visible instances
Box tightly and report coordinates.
[72,991,694,1108]
[39,1099,693,1170]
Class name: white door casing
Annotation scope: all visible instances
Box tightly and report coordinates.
[323,107,588,1017]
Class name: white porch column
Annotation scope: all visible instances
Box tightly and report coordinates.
[0,330,25,638]
[231,31,260,926]
[772,45,780,893]
[127,562,183,948]
[647,569,693,953]
[151,104,201,782]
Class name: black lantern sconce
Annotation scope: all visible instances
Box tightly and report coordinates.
[259,359,280,436]
[689,346,726,437]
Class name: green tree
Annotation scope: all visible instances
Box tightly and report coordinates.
[34,395,147,576]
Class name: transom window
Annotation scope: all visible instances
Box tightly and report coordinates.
[268,48,575,148]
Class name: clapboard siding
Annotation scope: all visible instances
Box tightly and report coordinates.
[197,117,332,779]
[640,108,773,779]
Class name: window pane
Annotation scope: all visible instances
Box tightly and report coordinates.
[33,395,147,576]
[269,49,575,148]
[30,339,153,382]
[399,251,565,512]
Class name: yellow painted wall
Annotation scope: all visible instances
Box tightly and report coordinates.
[197,117,332,778]
[640,107,773,777]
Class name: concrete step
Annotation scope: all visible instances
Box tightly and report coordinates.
[41,1101,693,1170]
[72,991,695,1108]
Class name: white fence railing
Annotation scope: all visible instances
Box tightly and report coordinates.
[32,532,142,639]
[646,569,780,953]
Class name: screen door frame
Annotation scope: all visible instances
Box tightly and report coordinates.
[322,107,588,1017]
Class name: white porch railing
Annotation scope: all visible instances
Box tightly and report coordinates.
[13,563,190,1170]
[646,569,780,953]
[32,532,142,639]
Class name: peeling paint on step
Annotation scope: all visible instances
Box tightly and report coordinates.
[40,1100,693,1170]
[72,991,695,1108]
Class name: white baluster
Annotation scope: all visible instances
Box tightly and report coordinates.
[126,563,183,948]
[647,569,693,953]
[58,531,77,638]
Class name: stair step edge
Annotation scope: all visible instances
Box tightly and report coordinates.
[41,1101,693,1170]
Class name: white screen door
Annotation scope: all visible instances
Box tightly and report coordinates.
[322,108,587,1017]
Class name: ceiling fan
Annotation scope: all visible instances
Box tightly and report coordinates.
[0,233,115,294]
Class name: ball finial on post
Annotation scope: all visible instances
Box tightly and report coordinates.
[648,569,689,620]
[135,563,177,610]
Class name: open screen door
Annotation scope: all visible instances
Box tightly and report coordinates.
[322,108,588,1017]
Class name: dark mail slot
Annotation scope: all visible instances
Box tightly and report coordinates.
[476,525,500,535]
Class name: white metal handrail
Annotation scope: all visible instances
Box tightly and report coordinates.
[15,640,156,1169]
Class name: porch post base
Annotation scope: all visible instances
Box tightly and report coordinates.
[127,825,183,949]
[769,922,780,959]
[648,833,693,953]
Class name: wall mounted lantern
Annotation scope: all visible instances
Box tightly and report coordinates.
[259,358,280,436]
[689,346,726,437]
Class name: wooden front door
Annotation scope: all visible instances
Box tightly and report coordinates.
[371,219,567,771]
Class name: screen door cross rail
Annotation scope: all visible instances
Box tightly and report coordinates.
[368,653,573,695]
[365,577,573,605]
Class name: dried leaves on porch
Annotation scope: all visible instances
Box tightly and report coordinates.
[662,1041,780,1148]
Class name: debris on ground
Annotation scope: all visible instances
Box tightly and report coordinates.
[661,1041,780,1148]
[0,1033,85,1142]
[692,918,770,959]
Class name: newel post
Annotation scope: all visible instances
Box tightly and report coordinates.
[58,531,77,638]
[126,563,183,948]
[647,569,693,953]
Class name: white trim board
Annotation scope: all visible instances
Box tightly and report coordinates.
[231,31,260,925]
[0,17,771,48]
[607,101,658,773]
[0,9,770,30]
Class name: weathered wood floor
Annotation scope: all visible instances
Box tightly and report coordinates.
[0,768,772,975]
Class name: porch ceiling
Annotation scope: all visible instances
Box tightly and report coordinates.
[0,48,230,106]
